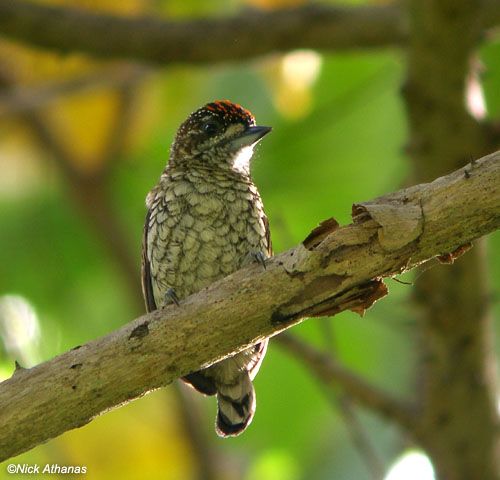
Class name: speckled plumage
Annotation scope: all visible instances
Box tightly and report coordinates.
[141,100,271,437]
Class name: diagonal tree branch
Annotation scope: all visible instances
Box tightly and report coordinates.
[0,0,499,65]
[0,151,498,461]
[276,333,417,433]
[306,320,386,479]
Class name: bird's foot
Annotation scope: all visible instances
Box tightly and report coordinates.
[244,251,267,270]
[165,288,180,306]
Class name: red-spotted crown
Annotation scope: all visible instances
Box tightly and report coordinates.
[169,100,271,170]
[203,100,256,126]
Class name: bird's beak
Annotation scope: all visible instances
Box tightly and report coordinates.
[228,125,272,150]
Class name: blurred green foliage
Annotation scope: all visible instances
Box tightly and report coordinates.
[0,2,499,479]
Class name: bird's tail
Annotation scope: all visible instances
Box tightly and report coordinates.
[215,373,256,437]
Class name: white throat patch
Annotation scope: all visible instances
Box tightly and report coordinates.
[232,145,254,174]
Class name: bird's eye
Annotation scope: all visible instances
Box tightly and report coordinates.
[202,121,222,136]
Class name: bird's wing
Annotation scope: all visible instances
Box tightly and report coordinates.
[141,208,157,313]
[263,214,273,257]
[142,201,217,395]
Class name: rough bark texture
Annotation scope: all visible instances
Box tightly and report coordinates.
[0,151,498,462]
[0,0,499,64]
[403,1,500,479]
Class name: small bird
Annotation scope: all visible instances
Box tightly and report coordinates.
[141,100,272,437]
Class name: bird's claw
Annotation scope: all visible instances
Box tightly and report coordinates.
[245,251,267,270]
[165,288,180,306]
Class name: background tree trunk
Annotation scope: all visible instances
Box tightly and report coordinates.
[404,1,499,478]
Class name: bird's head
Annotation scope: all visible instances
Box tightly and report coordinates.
[170,100,271,174]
